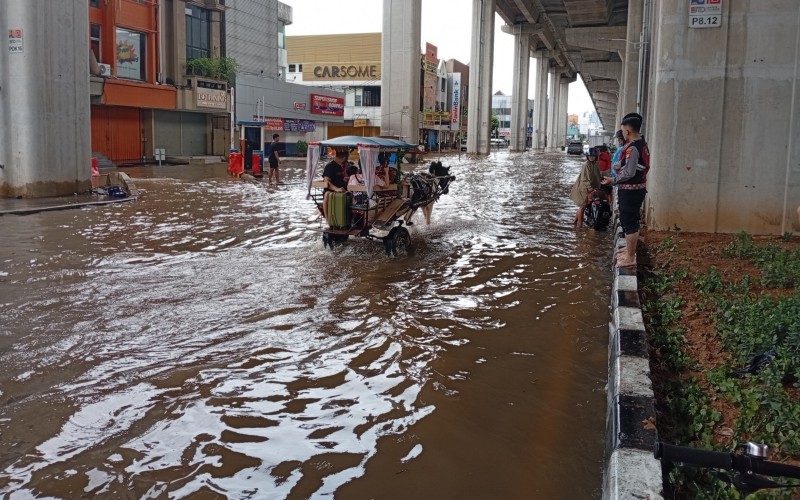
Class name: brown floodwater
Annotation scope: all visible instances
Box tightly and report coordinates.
[0,151,611,499]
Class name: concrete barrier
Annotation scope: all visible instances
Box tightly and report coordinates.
[602,216,663,499]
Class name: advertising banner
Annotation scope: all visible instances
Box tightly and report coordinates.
[310,93,345,116]
[450,73,461,129]
[283,119,316,132]
[262,118,285,130]
[116,28,143,80]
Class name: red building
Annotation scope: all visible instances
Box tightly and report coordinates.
[89,0,229,163]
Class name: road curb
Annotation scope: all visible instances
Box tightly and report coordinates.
[602,217,663,499]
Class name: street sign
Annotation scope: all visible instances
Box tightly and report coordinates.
[155,148,166,166]
[689,0,722,28]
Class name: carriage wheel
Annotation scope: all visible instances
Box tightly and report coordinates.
[387,227,411,256]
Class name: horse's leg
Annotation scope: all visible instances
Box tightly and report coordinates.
[423,204,432,225]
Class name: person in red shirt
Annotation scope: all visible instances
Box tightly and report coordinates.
[597,145,612,176]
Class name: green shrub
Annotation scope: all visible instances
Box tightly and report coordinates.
[185,56,237,86]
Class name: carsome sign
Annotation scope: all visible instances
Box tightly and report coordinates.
[309,64,380,80]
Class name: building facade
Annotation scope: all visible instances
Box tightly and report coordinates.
[492,91,534,147]
[287,33,470,148]
[226,0,346,166]
[286,33,383,138]
[89,0,232,163]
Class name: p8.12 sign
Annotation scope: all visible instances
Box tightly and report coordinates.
[689,0,722,28]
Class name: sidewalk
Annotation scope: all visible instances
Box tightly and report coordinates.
[0,173,138,216]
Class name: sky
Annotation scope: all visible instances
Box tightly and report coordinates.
[284,0,595,116]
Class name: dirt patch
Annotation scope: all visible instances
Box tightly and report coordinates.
[640,229,800,447]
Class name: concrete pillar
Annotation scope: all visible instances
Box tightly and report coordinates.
[646,0,800,235]
[380,0,421,144]
[546,67,559,150]
[0,0,91,197]
[467,0,495,154]
[510,31,530,152]
[534,53,549,150]
[558,78,570,148]
[621,0,643,116]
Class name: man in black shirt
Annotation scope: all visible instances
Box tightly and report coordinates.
[322,150,348,220]
[267,133,281,185]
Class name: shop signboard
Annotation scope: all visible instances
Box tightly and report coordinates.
[689,0,722,28]
[307,63,380,81]
[196,87,227,109]
[354,119,367,127]
[294,102,306,110]
[283,119,316,132]
[262,118,285,130]
[310,93,345,116]
[450,73,461,129]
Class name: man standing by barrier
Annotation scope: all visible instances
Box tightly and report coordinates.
[268,133,282,185]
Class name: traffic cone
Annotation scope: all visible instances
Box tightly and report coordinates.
[91,157,100,176]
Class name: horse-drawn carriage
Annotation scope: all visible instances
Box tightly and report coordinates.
[305,136,454,255]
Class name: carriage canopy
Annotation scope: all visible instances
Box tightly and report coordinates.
[305,136,415,199]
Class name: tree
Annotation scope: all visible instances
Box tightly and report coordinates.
[491,113,500,138]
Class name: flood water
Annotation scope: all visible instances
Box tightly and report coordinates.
[0,151,612,499]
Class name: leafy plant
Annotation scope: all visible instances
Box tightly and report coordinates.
[185,56,237,86]
[722,231,756,259]
[296,140,308,156]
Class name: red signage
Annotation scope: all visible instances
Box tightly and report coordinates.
[310,93,344,116]
[294,102,306,110]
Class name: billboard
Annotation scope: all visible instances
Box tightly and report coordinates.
[310,93,345,116]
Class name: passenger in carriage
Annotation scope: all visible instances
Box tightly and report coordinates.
[322,150,348,220]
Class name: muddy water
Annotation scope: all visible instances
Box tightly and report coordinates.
[0,151,611,499]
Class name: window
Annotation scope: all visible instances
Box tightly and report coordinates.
[90,24,101,62]
[288,64,296,72]
[362,86,381,107]
[89,0,100,7]
[501,120,511,128]
[278,22,285,49]
[354,88,362,107]
[185,5,210,60]
[441,78,446,92]
[116,28,146,80]
[298,64,303,72]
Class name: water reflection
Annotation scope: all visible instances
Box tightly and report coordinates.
[0,152,610,498]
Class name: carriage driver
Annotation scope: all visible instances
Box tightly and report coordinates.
[322,150,349,220]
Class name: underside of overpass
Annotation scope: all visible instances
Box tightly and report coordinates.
[495,0,632,131]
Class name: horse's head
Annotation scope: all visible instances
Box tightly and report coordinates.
[428,161,454,194]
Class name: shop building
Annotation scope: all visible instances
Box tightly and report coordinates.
[420,43,452,151]
[227,1,344,167]
[285,33,383,137]
[492,91,534,147]
[89,0,231,164]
